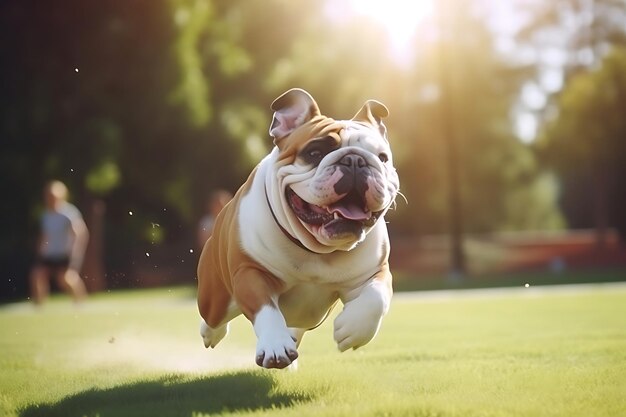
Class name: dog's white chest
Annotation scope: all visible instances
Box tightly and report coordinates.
[238,167,387,288]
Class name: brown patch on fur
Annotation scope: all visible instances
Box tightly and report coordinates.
[275,116,345,163]
[197,167,285,326]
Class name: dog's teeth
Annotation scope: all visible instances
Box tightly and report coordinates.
[334,212,339,220]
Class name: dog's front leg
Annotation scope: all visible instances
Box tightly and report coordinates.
[334,265,392,352]
[232,267,298,369]
[253,304,299,368]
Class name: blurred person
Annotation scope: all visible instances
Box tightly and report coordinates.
[197,189,232,249]
[29,180,89,305]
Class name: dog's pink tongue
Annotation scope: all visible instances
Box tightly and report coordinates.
[330,204,370,220]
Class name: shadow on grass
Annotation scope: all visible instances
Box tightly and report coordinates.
[20,371,311,417]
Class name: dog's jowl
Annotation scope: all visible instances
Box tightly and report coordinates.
[197,88,400,369]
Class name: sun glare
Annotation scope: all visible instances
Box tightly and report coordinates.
[343,0,434,64]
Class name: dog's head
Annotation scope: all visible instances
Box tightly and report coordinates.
[266,88,399,253]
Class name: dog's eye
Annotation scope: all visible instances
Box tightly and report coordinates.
[378,153,389,163]
[300,136,339,165]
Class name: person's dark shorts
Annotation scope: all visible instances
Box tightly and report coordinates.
[37,256,70,270]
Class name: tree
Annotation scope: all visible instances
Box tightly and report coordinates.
[390,1,564,236]
[516,0,626,244]
[536,47,626,242]
[0,0,250,296]
[170,0,566,239]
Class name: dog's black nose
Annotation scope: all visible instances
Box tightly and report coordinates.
[339,154,367,168]
[334,154,369,195]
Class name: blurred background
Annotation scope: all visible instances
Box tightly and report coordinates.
[1,0,625,300]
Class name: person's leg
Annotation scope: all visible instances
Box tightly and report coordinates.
[55,268,88,303]
[29,265,50,305]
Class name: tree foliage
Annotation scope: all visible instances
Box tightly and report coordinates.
[1,0,578,297]
[518,0,626,239]
[537,47,626,235]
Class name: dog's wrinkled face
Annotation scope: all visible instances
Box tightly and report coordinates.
[267,89,399,253]
[285,123,396,248]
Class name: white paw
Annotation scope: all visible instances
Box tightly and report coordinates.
[253,306,299,369]
[333,298,384,352]
[200,320,228,348]
[255,334,298,369]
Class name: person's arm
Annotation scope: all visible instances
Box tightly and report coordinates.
[69,216,89,271]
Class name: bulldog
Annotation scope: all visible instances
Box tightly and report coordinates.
[197,88,400,369]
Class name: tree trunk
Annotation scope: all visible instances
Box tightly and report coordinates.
[437,0,467,280]
[82,198,107,292]
[592,165,609,249]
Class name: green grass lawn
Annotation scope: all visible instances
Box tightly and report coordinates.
[1,283,625,417]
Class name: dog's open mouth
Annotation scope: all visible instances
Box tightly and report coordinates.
[286,187,381,229]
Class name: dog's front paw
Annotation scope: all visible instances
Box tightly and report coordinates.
[253,305,298,369]
[200,320,228,348]
[333,299,384,352]
[255,335,298,369]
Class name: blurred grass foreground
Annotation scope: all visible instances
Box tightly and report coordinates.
[1,284,625,417]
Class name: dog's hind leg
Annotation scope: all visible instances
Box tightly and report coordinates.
[290,327,307,348]
[199,300,241,348]
[283,328,307,371]
[200,320,228,348]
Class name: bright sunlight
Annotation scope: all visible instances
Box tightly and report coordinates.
[335,0,435,64]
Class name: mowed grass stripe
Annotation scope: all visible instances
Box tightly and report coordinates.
[0,284,624,417]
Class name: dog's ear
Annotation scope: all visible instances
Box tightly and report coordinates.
[270,88,320,142]
[352,100,389,138]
